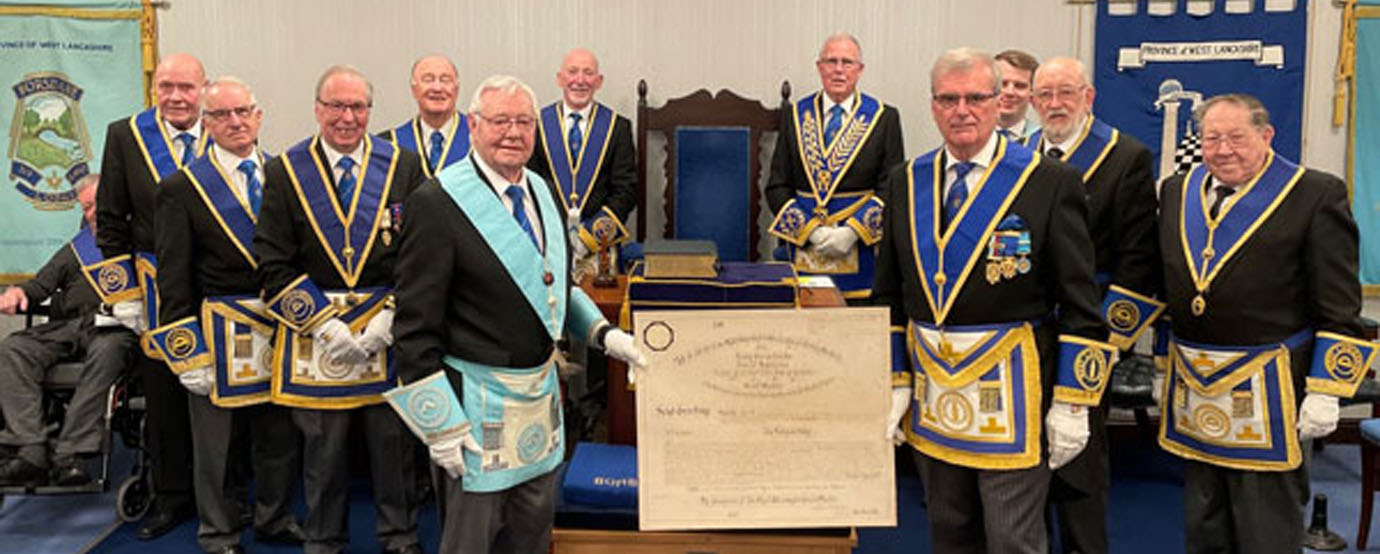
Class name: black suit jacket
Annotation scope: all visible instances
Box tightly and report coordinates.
[96,116,187,257]
[873,145,1105,410]
[18,240,99,323]
[527,110,638,223]
[1072,134,1160,296]
[393,158,577,383]
[254,139,425,298]
[154,157,263,325]
[765,95,905,215]
[1159,168,1364,348]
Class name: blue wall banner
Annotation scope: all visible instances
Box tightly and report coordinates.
[0,1,149,281]
[1094,0,1306,181]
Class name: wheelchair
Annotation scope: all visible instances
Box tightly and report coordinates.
[0,309,152,522]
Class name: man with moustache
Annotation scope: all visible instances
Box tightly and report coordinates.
[873,48,1111,553]
[96,52,208,539]
[527,48,636,269]
[1157,94,1370,553]
[382,54,469,177]
[994,49,1040,146]
[254,65,426,554]
[767,33,904,303]
[149,77,303,554]
[388,75,646,553]
[0,175,137,488]
[1028,56,1161,554]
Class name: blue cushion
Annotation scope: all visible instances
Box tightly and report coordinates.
[1361,419,1380,445]
[562,442,638,509]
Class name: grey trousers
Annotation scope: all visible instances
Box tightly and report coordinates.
[1183,458,1307,554]
[914,449,1052,554]
[432,463,558,554]
[294,404,418,554]
[187,395,300,552]
[0,321,134,464]
[1049,402,1110,554]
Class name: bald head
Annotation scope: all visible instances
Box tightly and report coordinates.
[153,53,206,130]
[557,48,604,110]
[410,54,460,128]
[1031,57,1095,145]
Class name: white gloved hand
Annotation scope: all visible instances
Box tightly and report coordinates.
[1152,370,1166,406]
[815,226,859,259]
[569,228,590,258]
[312,318,369,366]
[94,313,121,327]
[808,226,831,247]
[1297,392,1341,441]
[178,366,214,396]
[604,328,647,368]
[1046,401,1090,470]
[887,387,913,445]
[111,300,146,334]
[428,423,484,480]
[357,308,394,355]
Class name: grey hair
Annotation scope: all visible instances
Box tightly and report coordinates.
[203,76,258,107]
[1194,93,1271,131]
[467,75,537,115]
[819,32,863,63]
[314,65,373,103]
[74,172,99,194]
[931,47,1002,96]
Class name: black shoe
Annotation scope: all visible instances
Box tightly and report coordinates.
[0,457,47,487]
[51,461,91,486]
[206,545,244,554]
[137,503,193,541]
[382,545,422,554]
[254,520,305,544]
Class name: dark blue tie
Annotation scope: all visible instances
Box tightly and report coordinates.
[176,132,195,166]
[336,157,356,208]
[238,159,262,216]
[428,130,444,170]
[823,105,845,145]
[944,161,977,231]
[504,185,539,249]
[568,113,583,159]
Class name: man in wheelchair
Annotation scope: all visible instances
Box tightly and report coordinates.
[0,176,137,487]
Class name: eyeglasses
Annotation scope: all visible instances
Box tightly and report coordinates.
[1201,132,1254,150]
[932,92,996,109]
[475,113,537,131]
[415,74,456,86]
[1033,86,1085,103]
[204,104,257,120]
[316,99,371,115]
[818,57,859,69]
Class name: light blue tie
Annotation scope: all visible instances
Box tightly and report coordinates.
[504,185,539,249]
[238,159,262,216]
[175,132,195,166]
[336,157,356,208]
[823,105,845,145]
[944,161,977,231]
[428,130,444,170]
[568,113,584,160]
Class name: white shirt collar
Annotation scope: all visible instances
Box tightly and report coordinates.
[820,92,857,118]
[418,112,457,142]
[564,101,593,123]
[1044,115,1088,157]
[213,144,261,197]
[998,119,1029,139]
[163,118,199,141]
[321,138,364,176]
[945,130,1000,171]
[472,151,528,195]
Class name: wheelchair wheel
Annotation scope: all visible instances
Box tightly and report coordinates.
[115,475,150,522]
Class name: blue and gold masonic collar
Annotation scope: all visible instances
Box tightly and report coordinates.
[793,91,884,205]
[391,112,470,178]
[130,107,210,180]
[182,150,269,268]
[538,102,615,215]
[1029,116,1118,184]
[282,135,398,287]
[907,136,1039,325]
[1178,151,1303,317]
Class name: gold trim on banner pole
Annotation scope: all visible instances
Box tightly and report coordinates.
[141,0,158,108]
[0,7,139,19]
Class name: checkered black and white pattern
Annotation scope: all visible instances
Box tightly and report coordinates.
[1173,131,1202,176]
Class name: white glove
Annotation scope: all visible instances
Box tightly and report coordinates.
[94,313,121,327]
[312,318,369,366]
[1046,401,1090,470]
[887,387,912,445]
[814,226,859,259]
[603,328,647,368]
[569,228,590,258]
[111,300,146,334]
[178,366,214,396]
[428,423,484,480]
[1297,392,1340,441]
[567,208,582,229]
[808,226,831,247]
[1152,370,1166,406]
[357,308,394,355]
